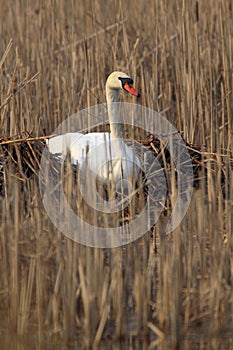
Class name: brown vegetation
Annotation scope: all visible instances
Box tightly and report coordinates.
[0,0,232,349]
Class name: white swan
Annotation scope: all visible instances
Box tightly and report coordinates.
[47,71,141,189]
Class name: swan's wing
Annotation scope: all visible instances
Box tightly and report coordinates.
[47,132,111,164]
[69,132,112,165]
[47,132,83,159]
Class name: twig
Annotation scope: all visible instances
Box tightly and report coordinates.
[186,146,233,159]
[147,321,164,339]
[136,33,178,69]
[0,134,55,145]
[0,39,13,69]
[54,19,127,54]
[0,72,40,111]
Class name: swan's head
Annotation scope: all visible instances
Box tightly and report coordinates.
[106,71,140,101]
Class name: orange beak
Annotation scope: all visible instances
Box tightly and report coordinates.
[123,82,140,97]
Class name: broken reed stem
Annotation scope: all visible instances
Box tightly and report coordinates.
[0,39,13,69]
[0,134,55,145]
[0,72,40,111]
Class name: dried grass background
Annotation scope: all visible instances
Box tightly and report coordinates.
[0,0,232,349]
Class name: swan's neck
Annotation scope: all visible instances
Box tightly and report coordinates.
[106,87,121,140]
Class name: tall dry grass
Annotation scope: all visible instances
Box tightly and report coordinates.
[0,0,232,349]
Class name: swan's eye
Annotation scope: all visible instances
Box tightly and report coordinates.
[118,77,134,88]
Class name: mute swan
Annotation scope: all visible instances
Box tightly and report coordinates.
[47,71,141,191]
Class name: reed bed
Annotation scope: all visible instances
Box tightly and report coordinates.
[0,0,232,349]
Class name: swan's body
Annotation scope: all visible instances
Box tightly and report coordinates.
[47,71,140,186]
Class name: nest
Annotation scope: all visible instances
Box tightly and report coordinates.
[0,132,231,200]
[0,134,45,195]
